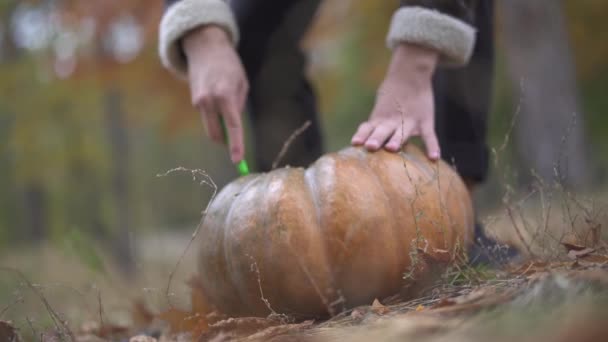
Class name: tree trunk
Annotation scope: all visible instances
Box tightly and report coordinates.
[0,2,19,62]
[497,0,590,188]
[104,86,135,274]
[22,183,48,242]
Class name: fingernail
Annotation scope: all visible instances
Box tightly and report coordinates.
[366,140,379,149]
[231,151,241,163]
[430,151,440,159]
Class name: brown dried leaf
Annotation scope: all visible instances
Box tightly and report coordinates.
[510,261,549,276]
[207,317,280,337]
[428,287,516,315]
[430,248,453,263]
[155,276,214,337]
[158,308,207,338]
[76,335,106,342]
[79,321,130,339]
[187,276,213,316]
[577,254,608,264]
[430,297,457,309]
[41,330,62,342]
[567,248,596,260]
[350,309,365,320]
[430,288,490,310]
[129,335,158,342]
[132,300,156,328]
[241,320,314,341]
[568,269,608,286]
[371,299,390,315]
[0,321,20,342]
[416,248,452,267]
[199,317,300,342]
[561,234,587,251]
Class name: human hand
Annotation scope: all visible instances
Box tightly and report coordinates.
[351,43,441,160]
[183,25,249,163]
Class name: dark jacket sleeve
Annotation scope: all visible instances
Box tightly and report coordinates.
[400,0,477,27]
[165,0,180,8]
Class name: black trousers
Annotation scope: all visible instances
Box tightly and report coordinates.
[232,0,493,183]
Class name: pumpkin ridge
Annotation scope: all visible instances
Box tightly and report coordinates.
[222,174,270,313]
[320,150,403,307]
[260,168,316,315]
[418,158,452,250]
[275,169,338,317]
[199,175,258,314]
[399,149,436,181]
[303,157,341,314]
[434,163,458,249]
[362,150,416,288]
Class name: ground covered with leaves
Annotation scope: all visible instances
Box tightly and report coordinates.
[2,242,607,342]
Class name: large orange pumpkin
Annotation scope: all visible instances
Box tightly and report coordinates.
[197,145,474,318]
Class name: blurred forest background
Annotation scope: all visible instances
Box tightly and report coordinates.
[1,0,608,326]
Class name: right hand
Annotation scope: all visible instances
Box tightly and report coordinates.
[183,25,249,163]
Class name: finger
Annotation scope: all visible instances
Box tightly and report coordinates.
[351,122,375,145]
[217,95,245,163]
[237,79,249,112]
[421,122,441,160]
[364,123,395,151]
[385,121,414,152]
[198,96,224,143]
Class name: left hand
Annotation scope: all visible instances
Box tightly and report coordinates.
[351,43,441,160]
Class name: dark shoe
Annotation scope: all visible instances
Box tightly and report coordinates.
[468,222,522,268]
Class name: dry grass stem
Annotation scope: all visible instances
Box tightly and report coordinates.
[156,167,218,309]
[0,296,24,319]
[272,120,312,170]
[0,267,76,341]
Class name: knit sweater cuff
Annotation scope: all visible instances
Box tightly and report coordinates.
[159,0,239,79]
[387,6,476,67]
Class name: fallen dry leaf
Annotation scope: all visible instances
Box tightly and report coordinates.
[75,335,106,342]
[427,287,517,316]
[371,299,390,315]
[79,320,130,339]
[187,276,214,316]
[240,320,314,341]
[158,308,207,337]
[129,335,158,342]
[156,275,215,338]
[567,269,608,286]
[132,300,156,328]
[578,253,608,264]
[430,287,491,310]
[0,321,19,342]
[206,317,281,337]
[561,239,588,252]
[196,316,310,342]
[567,248,595,260]
[350,309,365,320]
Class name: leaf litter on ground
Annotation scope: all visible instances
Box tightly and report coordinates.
[74,245,607,342]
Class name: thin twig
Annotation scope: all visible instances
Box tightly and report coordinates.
[246,254,292,323]
[25,317,37,340]
[97,289,105,329]
[0,295,23,318]
[505,206,534,258]
[157,167,218,309]
[272,120,312,170]
[554,111,578,184]
[0,267,75,341]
